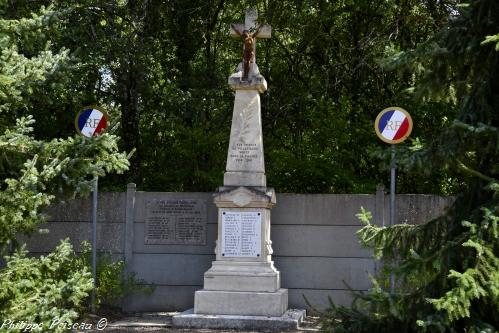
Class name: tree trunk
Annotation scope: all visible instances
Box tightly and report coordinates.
[118,61,141,183]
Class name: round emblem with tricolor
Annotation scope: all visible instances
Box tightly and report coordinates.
[75,106,109,138]
[375,107,413,144]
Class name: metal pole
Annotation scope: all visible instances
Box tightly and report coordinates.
[91,176,98,313]
[389,145,396,294]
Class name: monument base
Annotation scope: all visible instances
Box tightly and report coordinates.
[173,308,306,331]
[203,260,280,292]
[194,288,288,317]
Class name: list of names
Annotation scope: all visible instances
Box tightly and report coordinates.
[145,199,207,245]
[221,211,261,257]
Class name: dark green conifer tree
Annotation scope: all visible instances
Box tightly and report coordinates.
[0,3,130,328]
[321,1,499,332]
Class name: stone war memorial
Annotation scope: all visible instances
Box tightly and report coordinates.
[173,8,306,330]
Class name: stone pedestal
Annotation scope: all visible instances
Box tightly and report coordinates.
[193,186,288,316]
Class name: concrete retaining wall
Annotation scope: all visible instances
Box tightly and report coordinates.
[21,185,453,312]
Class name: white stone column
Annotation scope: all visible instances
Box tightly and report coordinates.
[224,90,266,187]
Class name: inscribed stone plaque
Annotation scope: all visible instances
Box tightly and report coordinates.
[145,199,206,245]
[229,143,259,165]
[221,211,261,257]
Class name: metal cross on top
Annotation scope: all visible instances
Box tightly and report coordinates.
[230,9,271,80]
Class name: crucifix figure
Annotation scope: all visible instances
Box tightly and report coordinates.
[230,9,271,81]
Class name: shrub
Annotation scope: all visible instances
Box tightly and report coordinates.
[0,240,92,333]
[74,241,153,310]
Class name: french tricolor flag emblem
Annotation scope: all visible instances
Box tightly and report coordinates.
[376,108,412,144]
[76,108,108,138]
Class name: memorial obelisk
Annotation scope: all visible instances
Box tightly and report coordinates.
[174,9,304,329]
[194,8,288,317]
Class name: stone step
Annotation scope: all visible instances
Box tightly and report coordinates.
[74,311,320,332]
[173,308,306,331]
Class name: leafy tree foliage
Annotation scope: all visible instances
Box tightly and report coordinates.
[75,241,153,310]
[321,0,499,331]
[4,0,458,194]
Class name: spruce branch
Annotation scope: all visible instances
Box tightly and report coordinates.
[456,159,495,183]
